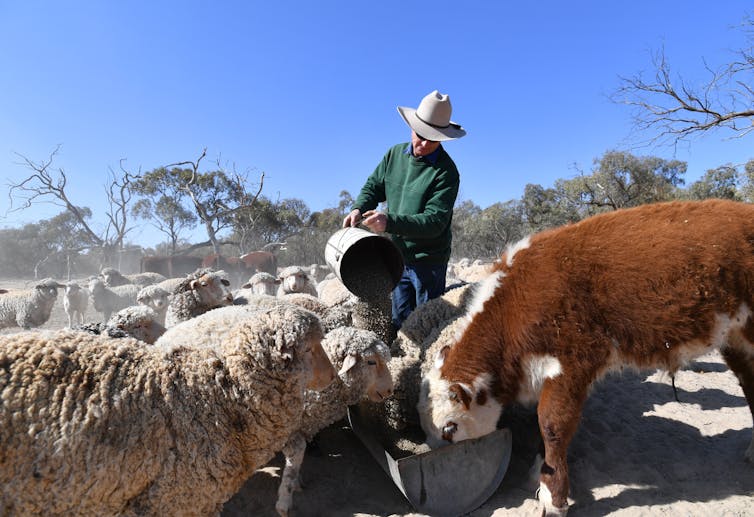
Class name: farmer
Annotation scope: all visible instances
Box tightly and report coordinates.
[343,90,466,329]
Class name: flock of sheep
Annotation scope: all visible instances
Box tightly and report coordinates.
[0,258,490,516]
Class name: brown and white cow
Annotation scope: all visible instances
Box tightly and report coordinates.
[418,199,754,516]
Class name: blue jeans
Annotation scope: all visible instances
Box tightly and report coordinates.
[392,263,447,330]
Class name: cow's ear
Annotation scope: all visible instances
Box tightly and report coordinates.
[448,382,473,409]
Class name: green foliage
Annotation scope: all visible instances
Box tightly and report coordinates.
[688,165,742,201]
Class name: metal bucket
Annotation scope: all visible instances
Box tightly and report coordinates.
[325,227,404,300]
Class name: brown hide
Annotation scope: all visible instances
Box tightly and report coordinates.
[238,251,277,275]
[442,199,754,397]
[437,199,754,513]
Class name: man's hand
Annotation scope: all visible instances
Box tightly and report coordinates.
[343,209,362,228]
[361,210,387,233]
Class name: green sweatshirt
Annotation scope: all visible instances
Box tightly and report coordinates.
[353,143,460,265]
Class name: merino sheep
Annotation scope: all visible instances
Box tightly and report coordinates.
[241,271,280,296]
[0,304,335,516]
[63,281,89,328]
[164,268,234,327]
[153,276,187,296]
[74,305,166,344]
[360,282,476,432]
[0,278,64,330]
[277,266,318,298]
[275,326,393,517]
[88,277,140,322]
[100,267,167,287]
[136,284,170,324]
[317,276,351,306]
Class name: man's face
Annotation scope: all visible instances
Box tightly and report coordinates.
[411,130,441,157]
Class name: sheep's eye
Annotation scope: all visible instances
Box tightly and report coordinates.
[367,360,376,366]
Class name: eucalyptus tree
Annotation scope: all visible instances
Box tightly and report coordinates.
[687,165,741,201]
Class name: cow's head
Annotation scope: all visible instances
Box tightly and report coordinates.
[417,345,502,449]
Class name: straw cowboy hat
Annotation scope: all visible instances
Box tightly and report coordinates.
[397,90,466,141]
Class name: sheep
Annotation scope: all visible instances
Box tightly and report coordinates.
[275,326,393,517]
[74,305,166,344]
[317,276,351,306]
[0,304,335,516]
[0,278,64,330]
[88,277,140,322]
[360,282,477,432]
[136,284,170,325]
[100,267,167,287]
[277,266,318,297]
[164,268,234,327]
[241,271,280,296]
[154,276,187,295]
[63,281,89,328]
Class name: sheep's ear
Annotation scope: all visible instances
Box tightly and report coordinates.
[434,345,450,369]
[448,382,473,410]
[241,283,252,289]
[189,279,199,290]
[338,353,359,376]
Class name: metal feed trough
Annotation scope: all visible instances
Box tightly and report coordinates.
[347,405,512,517]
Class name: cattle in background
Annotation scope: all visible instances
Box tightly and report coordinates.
[140,255,203,278]
[201,251,278,287]
[418,199,754,516]
[239,251,277,276]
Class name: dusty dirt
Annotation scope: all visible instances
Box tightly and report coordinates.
[1,277,753,516]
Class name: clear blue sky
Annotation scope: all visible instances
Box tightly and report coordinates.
[1,1,752,248]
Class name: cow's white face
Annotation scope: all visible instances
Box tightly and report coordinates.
[417,348,502,449]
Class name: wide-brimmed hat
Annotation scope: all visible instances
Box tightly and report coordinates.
[397,90,466,141]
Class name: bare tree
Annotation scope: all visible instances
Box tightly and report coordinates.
[614,13,754,146]
[166,148,265,257]
[7,145,138,265]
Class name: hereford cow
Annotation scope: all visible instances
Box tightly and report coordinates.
[239,251,277,276]
[418,199,754,516]
[140,255,203,278]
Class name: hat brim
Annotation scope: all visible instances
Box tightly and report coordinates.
[397,106,466,141]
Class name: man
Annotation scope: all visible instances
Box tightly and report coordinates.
[343,90,466,329]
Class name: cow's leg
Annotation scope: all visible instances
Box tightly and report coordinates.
[721,329,754,463]
[536,373,589,516]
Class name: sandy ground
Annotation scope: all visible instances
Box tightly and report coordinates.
[1,277,753,516]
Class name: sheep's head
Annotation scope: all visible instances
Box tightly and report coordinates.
[36,278,64,300]
[243,272,280,296]
[322,327,393,401]
[280,267,310,294]
[137,286,170,314]
[64,282,82,295]
[99,267,125,286]
[88,277,105,293]
[189,273,234,307]
[108,306,166,344]
[417,345,501,449]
